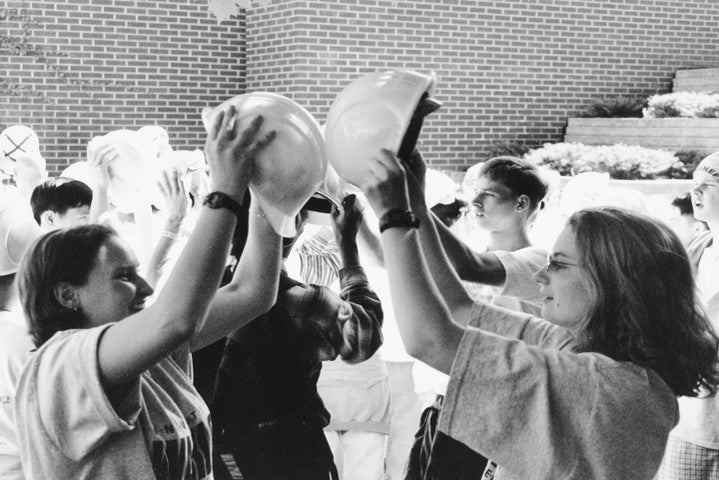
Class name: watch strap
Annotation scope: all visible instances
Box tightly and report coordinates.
[203,191,244,218]
[379,208,420,233]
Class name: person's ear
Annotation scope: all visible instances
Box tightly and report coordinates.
[516,195,530,212]
[40,210,55,227]
[53,282,81,311]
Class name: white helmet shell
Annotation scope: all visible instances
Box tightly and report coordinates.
[60,161,95,190]
[89,130,163,213]
[202,92,326,237]
[0,125,40,162]
[324,69,437,188]
[0,125,41,179]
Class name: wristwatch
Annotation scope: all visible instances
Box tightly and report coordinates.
[379,208,420,233]
[203,191,244,218]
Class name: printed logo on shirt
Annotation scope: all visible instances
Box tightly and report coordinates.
[150,409,212,480]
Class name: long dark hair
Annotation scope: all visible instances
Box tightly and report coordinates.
[17,224,117,347]
[569,207,719,396]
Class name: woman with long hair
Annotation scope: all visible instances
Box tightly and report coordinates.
[13,108,283,479]
[357,149,719,480]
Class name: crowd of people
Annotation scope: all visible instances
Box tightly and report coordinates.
[1,71,719,480]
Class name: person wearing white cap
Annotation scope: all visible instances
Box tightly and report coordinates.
[0,202,42,480]
[658,151,719,480]
[12,109,283,480]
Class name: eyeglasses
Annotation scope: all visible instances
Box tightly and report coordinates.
[546,255,578,272]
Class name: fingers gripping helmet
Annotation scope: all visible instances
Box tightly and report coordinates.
[324,69,441,188]
[202,92,326,237]
[89,130,164,213]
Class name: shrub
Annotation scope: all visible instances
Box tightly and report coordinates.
[577,95,648,118]
[486,141,531,159]
[643,92,719,118]
[664,150,710,179]
[524,142,683,180]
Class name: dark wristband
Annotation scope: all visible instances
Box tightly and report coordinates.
[379,208,420,233]
[203,191,244,218]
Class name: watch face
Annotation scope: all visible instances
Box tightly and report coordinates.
[204,191,227,209]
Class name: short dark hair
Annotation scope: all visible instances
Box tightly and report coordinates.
[478,156,548,212]
[17,224,116,347]
[30,177,93,225]
[671,192,694,217]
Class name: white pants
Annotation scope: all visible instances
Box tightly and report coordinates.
[325,430,387,480]
[384,361,423,480]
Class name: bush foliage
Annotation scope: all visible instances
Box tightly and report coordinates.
[577,95,648,118]
[523,142,705,180]
[643,92,719,118]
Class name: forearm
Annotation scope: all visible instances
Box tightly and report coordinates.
[337,238,360,267]
[151,207,236,334]
[192,211,282,350]
[89,185,109,223]
[227,211,282,312]
[356,218,384,267]
[380,226,464,374]
[433,215,506,286]
[143,215,184,288]
[338,266,384,363]
[405,174,475,323]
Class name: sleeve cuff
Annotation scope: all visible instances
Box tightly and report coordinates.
[339,265,369,291]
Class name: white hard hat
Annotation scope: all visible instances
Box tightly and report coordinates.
[425,168,459,207]
[90,130,163,213]
[60,161,95,190]
[324,69,441,188]
[0,125,40,162]
[559,172,611,218]
[137,125,172,159]
[14,152,48,198]
[202,92,326,237]
[0,125,41,179]
[0,200,42,276]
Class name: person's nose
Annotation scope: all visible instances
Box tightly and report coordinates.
[135,275,155,298]
[534,264,549,285]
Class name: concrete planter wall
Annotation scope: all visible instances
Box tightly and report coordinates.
[564,118,719,154]
[558,177,691,198]
[673,67,719,93]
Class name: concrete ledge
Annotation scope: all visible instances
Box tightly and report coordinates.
[673,67,719,93]
[565,118,719,154]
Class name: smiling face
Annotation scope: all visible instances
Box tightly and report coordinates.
[534,225,595,337]
[73,236,154,327]
[470,176,519,231]
[692,167,719,224]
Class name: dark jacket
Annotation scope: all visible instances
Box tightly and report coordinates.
[211,265,382,477]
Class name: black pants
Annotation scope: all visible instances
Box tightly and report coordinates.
[405,395,489,480]
[223,418,338,480]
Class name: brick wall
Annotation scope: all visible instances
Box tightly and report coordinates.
[3,0,718,173]
[1,0,246,174]
[246,0,719,171]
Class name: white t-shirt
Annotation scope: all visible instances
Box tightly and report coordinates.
[0,311,33,480]
[671,243,719,449]
[419,246,548,397]
[15,324,213,480]
[438,302,678,480]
